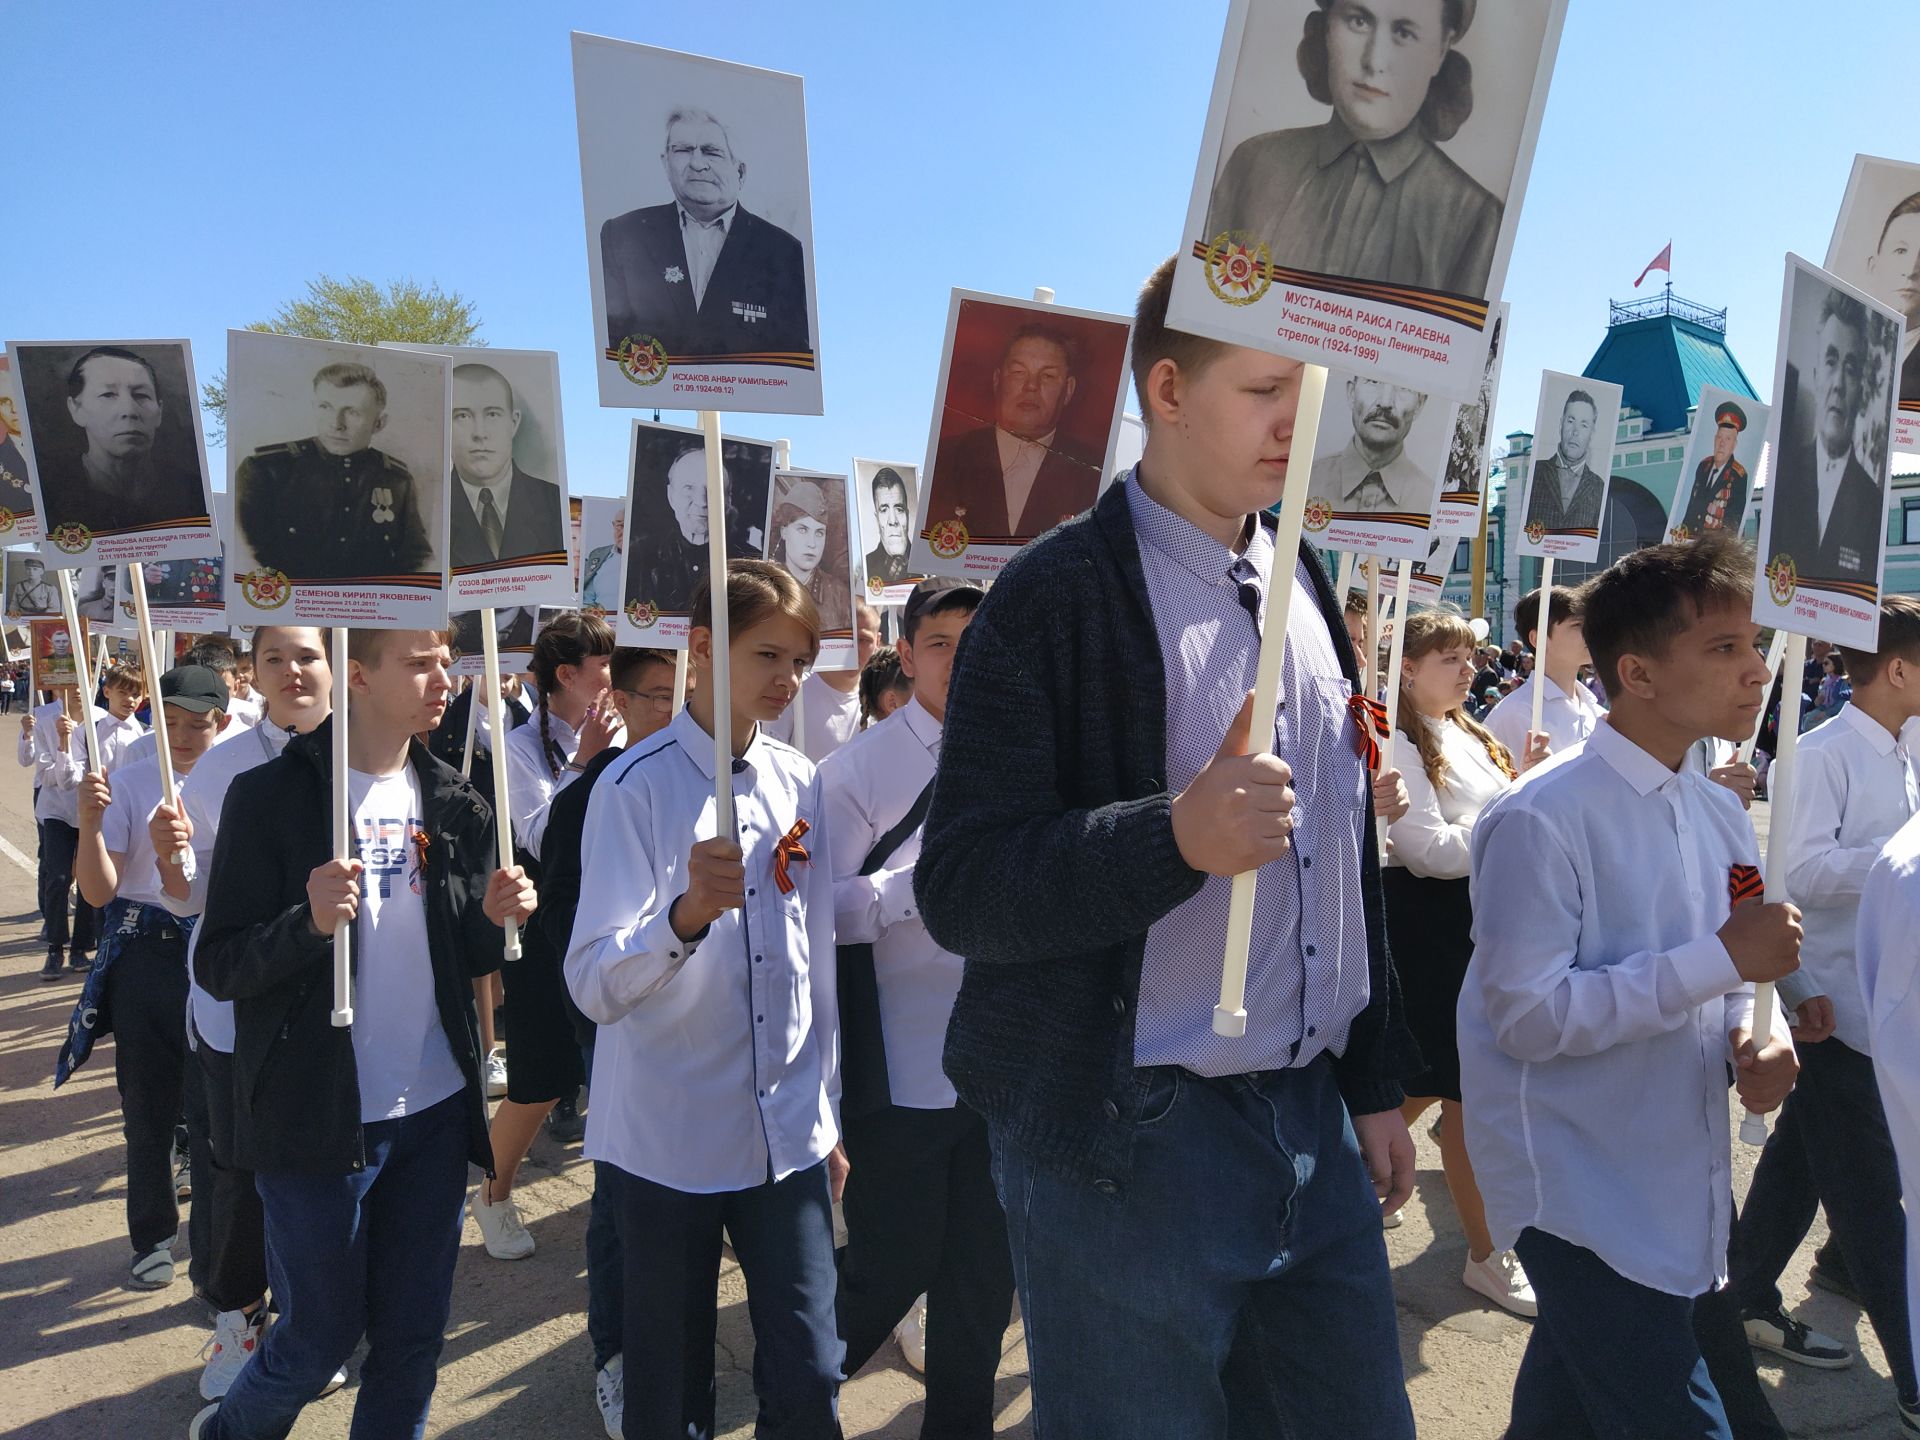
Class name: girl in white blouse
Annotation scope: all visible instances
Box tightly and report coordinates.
[1386,607,1545,1317]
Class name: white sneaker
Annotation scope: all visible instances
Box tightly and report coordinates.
[472,1188,536,1260]
[895,1294,927,1373]
[318,1365,347,1397]
[485,1048,508,1099]
[1382,1205,1405,1229]
[1463,1250,1537,1318]
[200,1307,268,1399]
[595,1355,624,1439]
[130,1243,175,1289]
[189,1402,220,1438]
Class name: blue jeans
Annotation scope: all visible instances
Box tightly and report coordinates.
[204,1092,470,1440]
[1512,1228,1732,1439]
[587,1160,624,1371]
[604,1158,843,1440]
[990,1055,1414,1440]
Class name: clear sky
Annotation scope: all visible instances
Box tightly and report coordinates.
[5,1,1913,497]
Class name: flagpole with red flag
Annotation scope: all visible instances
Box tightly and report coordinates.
[1635,241,1672,289]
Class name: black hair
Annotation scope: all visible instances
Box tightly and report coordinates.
[67,345,160,399]
[904,587,983,645]
[530,611,616,779]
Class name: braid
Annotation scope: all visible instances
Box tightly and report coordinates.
[538,689,557,780]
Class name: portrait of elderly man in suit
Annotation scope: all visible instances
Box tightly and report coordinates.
[1524,389,1606,534]
[446,363,565,572]
[926,324,1102,542]
[1206,0,1501,297]
[1770,288,1893,587]
[600,105,811,362]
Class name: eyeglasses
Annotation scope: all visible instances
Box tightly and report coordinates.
[617,687,676,709]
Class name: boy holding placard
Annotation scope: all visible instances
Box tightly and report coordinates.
[1484,584,1596,761]
[1460,534,1801,1436]
[916,257,1417,1437]
[1726,594,1920,1419]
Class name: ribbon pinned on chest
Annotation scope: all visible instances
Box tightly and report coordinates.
[1346,694,1391,772]
[774,818,812,895]
[1728,863,1763,905]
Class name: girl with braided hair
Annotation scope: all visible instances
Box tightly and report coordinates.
[473,609,621,1262]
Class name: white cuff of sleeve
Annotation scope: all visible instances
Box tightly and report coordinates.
[1662,936,1743,1013]
[641,904,703,971]
[874,866,919,930]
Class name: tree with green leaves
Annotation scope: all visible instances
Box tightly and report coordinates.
[201,275,481,442]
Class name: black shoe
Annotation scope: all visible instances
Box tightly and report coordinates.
[40,949,63,981]
[1809,1258,1863,1306]
[1742,1307,1854,1369]
[69,950,92,973]
[547,1095,586,1144]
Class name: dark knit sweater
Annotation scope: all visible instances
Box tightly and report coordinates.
[917,481,1420,1188]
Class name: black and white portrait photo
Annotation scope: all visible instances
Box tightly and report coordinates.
[1668,386,1768,542]
[1825,153,1920,446]
[3,550,54,618]
[71,563,118,626]
[225,330,451,628]
[390,344,574,611]
[1517,371,1623,564]
[578,496,625,616]
[573,32,823,416]
[1755,256,1901,650]
[910,291,1132,581]
[852,458,923,604]
[450,607,535,674]
[1434,300,1507,537]
[620,420,773,645]
[0,354,40,543]
[9,340,216,563]
[767,468,854,642]
[1168,0,1567,397]
[1308,369,1450,559]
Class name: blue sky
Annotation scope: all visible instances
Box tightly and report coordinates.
[6,1,1913,497]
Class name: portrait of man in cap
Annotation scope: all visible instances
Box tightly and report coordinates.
[1674,401,1752,537]
[1206,0,1502,298]
[770,474,851,631]
[599,104,811,362]
[5,554,53,617]
[1311,374,1431,515]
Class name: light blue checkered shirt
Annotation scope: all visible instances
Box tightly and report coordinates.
[1127,475,1372,1075]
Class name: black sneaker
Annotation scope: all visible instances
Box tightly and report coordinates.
[1901,1394,1920,1437]
[1809,1258,1863,1306]
[40,949,63,981]
[1742,1307,1854,1369]
[547,1095,586,1144]
[69,949,92,973]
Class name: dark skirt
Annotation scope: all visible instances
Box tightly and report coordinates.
[1383,866,1474,1103]
[499,912,586,1106]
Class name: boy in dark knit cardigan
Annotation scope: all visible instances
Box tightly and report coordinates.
[917,257,1420,1438]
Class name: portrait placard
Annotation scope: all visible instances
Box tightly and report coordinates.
[115,553,225,630]
[8,340,216,564]
[572,32,823,416]
[618,419,774,649]
[1433,301,1509,537]
[449,607,536,678]
[1665,385,1769,543]
[577,496,625,620]
[29,616,83,693]
[1302,366,1453,559]
[851,459,924,606]
[0,353,41,544]
[1514,372,1624,563]
[70,564,122,631]
[4,550,56,620]
[1825,154,1920,454]
[1753,254,1900,652]
[224,331,451,630]
[1167,0,1568,399]
[908,290,1132,583]
[767,468,857,670]
[383,344,574,611]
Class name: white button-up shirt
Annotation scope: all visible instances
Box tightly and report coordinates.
[1855,812,1920,1386]
[1460,720,1773,1297]
[679,203,736,308]
[1484,672,1603,762]
[1387,715,1511,880]
[1781,702,1919,1053]
[995,426,1056,534]
[763,671,863,764]
[98,756,172,909]
[819,696,958,1109]
[505,705,612,859]
[566,707,839,1193]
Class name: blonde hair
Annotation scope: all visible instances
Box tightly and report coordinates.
[1395,607,1515,789]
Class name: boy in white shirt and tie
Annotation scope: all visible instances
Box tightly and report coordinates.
[1460,533,1802,1437]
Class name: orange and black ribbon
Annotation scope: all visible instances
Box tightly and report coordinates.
[1347,694,1391,772]
[774,819,812,895]
[1728,863,1763,905]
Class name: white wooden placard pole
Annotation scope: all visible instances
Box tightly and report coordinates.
[1743,630,1808,1144]
[460,677,480,777]
[55,570,102,776]
[1214,364,1331,1037]
[1334,551,1356,612]
[700,411,735,838]
[1376,560,1416,861]
[1529,556,1556,738]
[775,437,804,746]
[329,627,354,1028]
[127,564,184,863]
[1737,630,1790,765]
[480,611,521,962]
[671,649,689,711]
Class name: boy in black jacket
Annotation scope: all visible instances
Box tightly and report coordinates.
[189,628,536,1440]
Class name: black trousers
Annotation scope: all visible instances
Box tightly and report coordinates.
[1730,1036,1916,1401]
[104,926,188,1255]
[837,1103,1015,1440]
[184,1042,269,1313]
[1692,1285,1788,1439]
[38,818,98,953]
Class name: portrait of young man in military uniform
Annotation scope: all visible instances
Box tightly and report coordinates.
[232,355,440,584]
